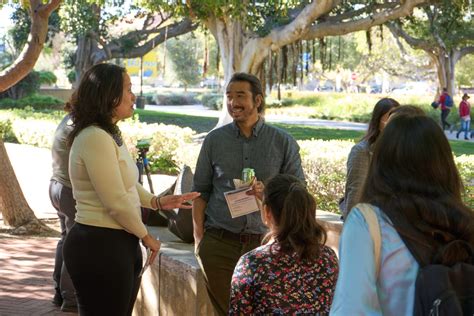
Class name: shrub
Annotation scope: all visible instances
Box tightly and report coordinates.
[266,98,294,108]
[145,95,157,105]
[0,94,64,110]
[0,118,18,143]
[118,117,195,175]
[155,93,199,105]
[299,140,353,213]
[38,71,57,86]
[11,119,58,148]
[265,92,439,123]
[201,94,223,110]
[0,71,40,99]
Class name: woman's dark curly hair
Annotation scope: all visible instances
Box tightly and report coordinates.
[67,63,126,145]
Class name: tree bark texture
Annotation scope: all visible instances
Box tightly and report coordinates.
[0,0,60,234]
[73,16,197,83]
[388,22,474,96]
[0,0,61,92]
[207,0,430,128]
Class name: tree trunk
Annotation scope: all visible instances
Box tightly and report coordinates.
[0,0,61,92]
[0,0,59,234]
[206,17,271,127]
[432,49,461,96]
[74,36,97,86]
[0,139,52,234]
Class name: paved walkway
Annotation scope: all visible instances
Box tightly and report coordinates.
[145,104,472,141]
[0,143,176,316]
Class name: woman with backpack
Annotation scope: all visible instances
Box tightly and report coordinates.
[439,87,453,131]
[330,114,474,315]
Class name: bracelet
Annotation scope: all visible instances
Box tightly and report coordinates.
[156,196,163,211]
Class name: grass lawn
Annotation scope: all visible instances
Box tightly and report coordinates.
[136,110,474,156]
[136,109,217,133]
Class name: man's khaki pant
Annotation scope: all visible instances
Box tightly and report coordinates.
[195,230,261,316]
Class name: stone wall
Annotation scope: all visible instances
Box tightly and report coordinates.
[133,211,342,315]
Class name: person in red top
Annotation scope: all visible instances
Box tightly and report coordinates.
[456,93,471,140]
[438,87,452,131]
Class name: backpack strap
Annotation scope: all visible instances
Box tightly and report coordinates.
[357,203,382,278]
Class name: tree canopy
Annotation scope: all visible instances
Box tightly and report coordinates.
[388,0,474,93]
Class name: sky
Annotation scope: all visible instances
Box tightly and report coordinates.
[0,5,14,30]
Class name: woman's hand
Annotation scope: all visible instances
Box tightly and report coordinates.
[141,234,161,265]
[159,191,201,210]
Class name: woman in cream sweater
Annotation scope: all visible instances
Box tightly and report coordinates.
[63,63,199,316]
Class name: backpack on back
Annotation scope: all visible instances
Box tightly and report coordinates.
[411,240,474,316]
[359,203,474,316]
[445,94,454,108]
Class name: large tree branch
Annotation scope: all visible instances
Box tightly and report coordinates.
[0,0,61,92]
[459,46,474,59]
[242,0,337,72]
[263,0,338,49]
[386,22,434,52]
[325,2,398,23]
[92,18,198,63]
[302,0,429,40]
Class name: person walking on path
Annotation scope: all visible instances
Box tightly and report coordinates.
[192,73,305,316]
[229,174,338,315]
[49,108,78,313]
[63,63,199,316]
[438,87,453,131]
[456,93,471,140]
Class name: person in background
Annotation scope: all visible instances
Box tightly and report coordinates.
[438,87,453,131]
[49,102,77,312]
[63,63,200,316]
[330,114,474,315]
[341,98,400,218]
[456,93,471,140]
[229,174,338,315]
[192,73,305,315]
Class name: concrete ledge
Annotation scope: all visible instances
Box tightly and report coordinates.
[133,212,343,316]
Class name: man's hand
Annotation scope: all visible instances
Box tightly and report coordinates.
[192,197,207,253]
[246,178,265,201]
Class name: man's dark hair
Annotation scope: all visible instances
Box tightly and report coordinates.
[228,72,265,113]
[68,63,126,145]
[361,115,474,263]
[364,98,400,145]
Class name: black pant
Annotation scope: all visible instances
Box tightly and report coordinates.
[441,109,451,130]
[63,223,142,316]
[49,180,77,304]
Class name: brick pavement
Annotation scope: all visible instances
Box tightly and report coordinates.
[0,143,176,316]
[0,235,76,316]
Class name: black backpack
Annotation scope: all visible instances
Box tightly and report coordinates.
[402,238,474,316]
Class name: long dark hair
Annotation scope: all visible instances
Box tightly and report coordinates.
[67,63,126,145]
[263,174,327,260]
[361,115,474,264]
[363,98,400,145]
